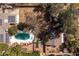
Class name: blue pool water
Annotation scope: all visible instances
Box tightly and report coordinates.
[15,32,30,40]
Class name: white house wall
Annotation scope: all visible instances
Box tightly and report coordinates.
[0,8,19,43]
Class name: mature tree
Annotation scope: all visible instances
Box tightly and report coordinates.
[58,4,79,53]
[34,3,65,53]
[34,3,65,38]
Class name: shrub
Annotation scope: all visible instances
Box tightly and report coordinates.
[8,26,17,35]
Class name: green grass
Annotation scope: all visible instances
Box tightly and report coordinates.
[0,44,40,56]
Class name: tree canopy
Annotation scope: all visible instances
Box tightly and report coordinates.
[58,4,79,51]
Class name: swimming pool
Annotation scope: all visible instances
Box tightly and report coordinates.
[10,31,34,45]
[15,32,30,40]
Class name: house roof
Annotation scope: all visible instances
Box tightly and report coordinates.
[0,3,39,7]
